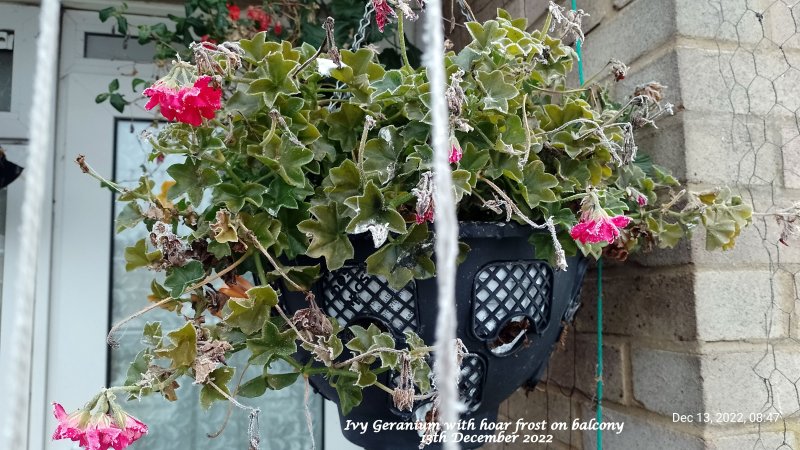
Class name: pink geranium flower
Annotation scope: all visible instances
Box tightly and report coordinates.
[570,213,630,244]
[52,402,148,450]
[449,143,462,164]
[144,75,222,127]
[373,0,396,32]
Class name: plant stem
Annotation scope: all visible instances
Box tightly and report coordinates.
[397,10,412,70]
[106,250,252,346]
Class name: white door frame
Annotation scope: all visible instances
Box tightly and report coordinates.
[48,8,357,450]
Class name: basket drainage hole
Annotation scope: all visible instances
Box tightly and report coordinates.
[489,316,530,356]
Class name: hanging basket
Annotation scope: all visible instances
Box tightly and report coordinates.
[283,222,588,449]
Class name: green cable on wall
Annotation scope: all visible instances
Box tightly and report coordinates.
[569,1,603,449]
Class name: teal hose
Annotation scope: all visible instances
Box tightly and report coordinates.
[568,1,601,448]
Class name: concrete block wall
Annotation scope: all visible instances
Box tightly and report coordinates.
[451,0,800,448]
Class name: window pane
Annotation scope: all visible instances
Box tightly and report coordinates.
[109,120,322,450]
[0,50,12,112]
[84,33,156,63]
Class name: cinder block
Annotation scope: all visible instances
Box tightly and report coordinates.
[581,0,675,75]
[682,111,783,186]
[631,347,703,416]
[694,269,791,341]
[576,266,698,341]
[700,349,772,415]
[580,405,706,450]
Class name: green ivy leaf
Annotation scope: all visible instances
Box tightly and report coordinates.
[213,182,267,213]
[365,223,433,289]
[240,212,281,250]
[115,202,143,233]
[167,158,221,205]
[327,104,365,152]
[519,160,559,208]
[163,260,205,297]
[199,367,235,409]
[238,376,268,398]
[247,52,300,106]
[266,372,300,390]
[297,203,354,270]
[156,322,197,369]
[124,239,162,272]
[363,126,404,185]
[345,181,406,243]
[333,375,363,415]
[254,135,314,187]
[330,48,385,102]
[246,320,298,365]
[324,160,362,203]
[224,286,276,335]
[477,70,518,113]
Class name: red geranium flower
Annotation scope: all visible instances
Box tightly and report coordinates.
[247,6,272,31]
[569,192,632,245]
[144,75,222,127]
[227,3,240,21]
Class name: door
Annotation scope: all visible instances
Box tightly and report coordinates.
[49,9,355,450]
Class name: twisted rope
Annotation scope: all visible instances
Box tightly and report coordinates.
[424,0,461,448]
[1,0,62,447]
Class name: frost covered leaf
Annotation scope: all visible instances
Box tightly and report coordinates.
[298,203,354,270]
[247,52,300,106]
[365,223,433,289]
[363,126,404,185]
[345,181,406,247]
[167,158,220,205]
[254,135,314,188]
[477,70,519,113]
[519,160,559,208]
[210,209,238,244]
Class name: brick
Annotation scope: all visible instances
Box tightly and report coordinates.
[631,347,702,416]
[711,431,799,450]
[575,267,698,341]
[580,406,706,450]
[694,269,791,341]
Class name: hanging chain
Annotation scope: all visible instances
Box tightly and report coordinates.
[329,1,374,110]
[455,0,476,22]
[352,1,375,51]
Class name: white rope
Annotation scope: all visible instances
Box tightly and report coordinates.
[1,0,62,447]
[423,0,461,448]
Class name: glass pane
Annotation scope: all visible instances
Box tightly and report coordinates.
[109,120,322,450]
[84,33,156,63]
[0,49,12,112]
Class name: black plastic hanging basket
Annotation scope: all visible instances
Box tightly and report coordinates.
[283,222,588,449]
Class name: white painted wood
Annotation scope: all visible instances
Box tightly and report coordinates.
[0,4,38,140]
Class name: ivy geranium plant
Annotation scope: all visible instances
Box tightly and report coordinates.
[55,3,753,449]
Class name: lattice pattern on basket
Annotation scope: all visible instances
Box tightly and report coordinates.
[321,265,418,336]
[388,354,485,415]
[472,261,552,340]
[458,355,485,412]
